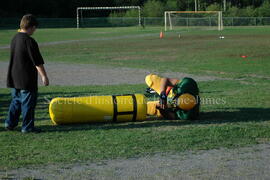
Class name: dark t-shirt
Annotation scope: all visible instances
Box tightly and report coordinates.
[7,32,44,91]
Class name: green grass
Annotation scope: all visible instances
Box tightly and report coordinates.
[0,26,270,169]
[0,80,269,169]
[0,27,155,46]
[1,27,269,78]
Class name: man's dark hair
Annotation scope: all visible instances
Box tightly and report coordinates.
[20,14,38,30]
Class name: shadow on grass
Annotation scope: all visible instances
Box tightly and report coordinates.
[0,93,10,119]
[1,91,270,132]
[34,107,270,133]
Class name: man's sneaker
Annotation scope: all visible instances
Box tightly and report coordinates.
[5,123,15,131]
[21,127,42,133]
[146,88,156,94]
[5,126,15,131]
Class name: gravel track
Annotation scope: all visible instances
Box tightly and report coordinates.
[0,61,225,88]
[1,143,270,180]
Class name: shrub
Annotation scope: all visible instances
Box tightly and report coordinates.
[257,1,270,17]
[165,0,178,11]
[124,9,140,18]
[143,0,164,17]
[206,3,221,11]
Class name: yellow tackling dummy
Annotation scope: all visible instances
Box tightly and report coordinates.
[49,94,147,125]
[49,74,197,125]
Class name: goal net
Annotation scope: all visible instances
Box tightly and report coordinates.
[76,6,141,28]
[164,11,223,31]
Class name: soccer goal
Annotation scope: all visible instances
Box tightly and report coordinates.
[76,6,141,28]
[164,11,223,31]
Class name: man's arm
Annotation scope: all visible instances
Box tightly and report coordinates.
[36,65,49,86]
[159,77,179,109]
[160,78,179,92]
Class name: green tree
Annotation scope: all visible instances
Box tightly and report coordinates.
[125,9,141,17]
[257,1,270,17]
[244,6,256,17]
[225,6,241,16]
[143,0,164,17]
[177,0,188,10]
[165,0,178,10]
[206,3,221,11]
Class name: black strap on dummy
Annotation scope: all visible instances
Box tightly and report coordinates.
[112,94,137,122]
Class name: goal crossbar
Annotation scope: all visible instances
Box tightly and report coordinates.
[164,11,223,31]
[165,11,221,14]
[77,6,141,10]
[77,6,141,28]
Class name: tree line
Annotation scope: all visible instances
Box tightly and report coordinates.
[1,0,270,18]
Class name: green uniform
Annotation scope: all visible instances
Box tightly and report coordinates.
[172,77,200,120]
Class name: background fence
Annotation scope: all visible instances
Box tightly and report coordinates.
[1,17,270,29]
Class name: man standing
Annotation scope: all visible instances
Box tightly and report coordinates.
[5,14,49,133]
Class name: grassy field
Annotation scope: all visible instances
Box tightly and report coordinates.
[1,27,269,78]
[0,27,270,169]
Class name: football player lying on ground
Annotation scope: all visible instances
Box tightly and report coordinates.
[145,74,200,120]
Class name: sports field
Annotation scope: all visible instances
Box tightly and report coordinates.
[0,27,270,178]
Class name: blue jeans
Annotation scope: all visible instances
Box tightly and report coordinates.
[5,88,37,131]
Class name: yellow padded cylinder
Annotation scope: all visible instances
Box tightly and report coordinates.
[147,101,163,117]
[49,94,147,125]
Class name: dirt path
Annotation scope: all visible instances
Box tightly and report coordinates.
[1,143,270,180]
[0,61,225,88]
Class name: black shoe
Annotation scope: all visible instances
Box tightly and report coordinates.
[21,127,42,133]
[146,88,156,94]
[5,126,15,131]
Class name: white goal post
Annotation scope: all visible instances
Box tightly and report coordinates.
[76,6,142,28]
[164,11,223,31]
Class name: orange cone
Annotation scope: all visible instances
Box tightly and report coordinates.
[160,31,164,39]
